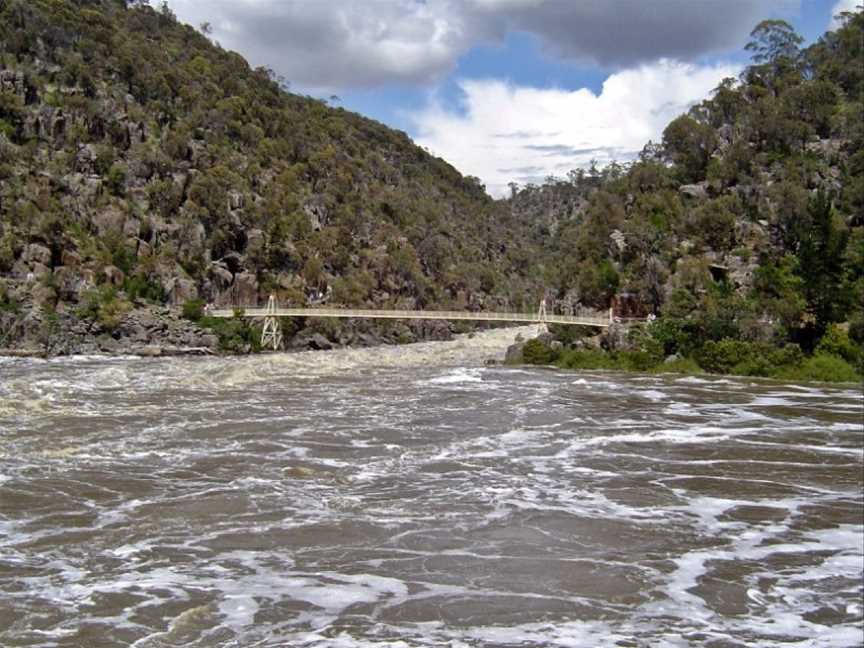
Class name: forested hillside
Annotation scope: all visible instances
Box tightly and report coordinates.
[0,0,541,353]
[509,13,863,380]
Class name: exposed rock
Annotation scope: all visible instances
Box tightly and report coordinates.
[53,266,91,300]
[23,243,52,266]
[92,206,127,236]
[601,323,629,351]
[74,144,98,174]
[163,277,198,305]
[505,341,525,364]
[61,249,82,267]
[229,271,258,306]
[303,196,328,231]
[30,262,51,279]
[102,265,125,287]
[0,69,25,97]
[209,262,234,288]
[246,228,265,255]
[227,190,245,211]
[679,183,708,200]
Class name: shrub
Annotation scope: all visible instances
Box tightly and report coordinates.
[182,298,206,321]
[697,339,804,376]
[620,349,660,372]
[776,353,860,383]
[522,338,557,365]
[558,348,622,371]
[198,314,261,353]
[106,162,127,196]
[77,285,131,331]
[816,325,860,365]
[124,274,165,303]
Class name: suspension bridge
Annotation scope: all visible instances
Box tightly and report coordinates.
[209,296,618,350]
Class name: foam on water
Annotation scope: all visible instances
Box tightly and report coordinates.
[1,335,862,647]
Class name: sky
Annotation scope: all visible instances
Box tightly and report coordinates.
[164,0,859,197]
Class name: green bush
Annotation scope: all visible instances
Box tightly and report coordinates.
[0,280,20,313]
[558,348,622,371]
[620,349,660,372]
[776,353,860,383]
[697,339,804,376]
[76,285,131,331]
[106,162,127,196]
[124,274,165,303]
[816,325,860,365]
[198,314,262,353]
[182,298,206,321]
[522,338,557,365]
[697,339,751,374]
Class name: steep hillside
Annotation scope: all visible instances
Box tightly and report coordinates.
[0,0,541,354]
[508,14,863,379]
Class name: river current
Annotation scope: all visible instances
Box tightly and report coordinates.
[0,327,862,647]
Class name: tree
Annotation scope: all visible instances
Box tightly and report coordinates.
[662,115,717,182]
[797,191,851,338]
[745,20,804,96]
[745,20,803,66]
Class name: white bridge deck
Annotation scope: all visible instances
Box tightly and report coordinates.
[209,306,613,328]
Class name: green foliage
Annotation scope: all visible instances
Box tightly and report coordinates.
[181,297,205,321]
[0,280,20,313]
[198,313,261,353]
[124,273,164,303]
[662,115,716,182]
[687,196,739,251]
[106,162,127,196]
[76,285,132,331]
[697,339,803,376]
[797,191,851,337]
[558,348,623,371]
[775,353,860,383]
[522,338,557,365]
[745,19,803,65]
[816,325,860,365]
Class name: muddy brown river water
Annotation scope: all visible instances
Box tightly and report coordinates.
[0,327,862,647]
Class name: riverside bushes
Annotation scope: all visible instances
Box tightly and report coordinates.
[522,324,862,383]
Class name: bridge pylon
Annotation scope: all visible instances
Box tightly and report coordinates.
[536,298,549,335]
[260,294,283,351]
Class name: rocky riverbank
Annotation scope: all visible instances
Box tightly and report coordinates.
[0,298,458,358]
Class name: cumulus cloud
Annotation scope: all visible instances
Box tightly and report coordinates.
[166,0,473,92]
[165,0,790,91]
[411,60,741,197]
[829,0,861,28]
[468,0,793,68]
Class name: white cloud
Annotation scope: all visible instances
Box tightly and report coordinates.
[166,0,475,93]
[164,0,788,92]
[829,0,860,28]
[411,60,741,197]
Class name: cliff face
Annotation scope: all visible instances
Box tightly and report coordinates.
[0,0,541,353]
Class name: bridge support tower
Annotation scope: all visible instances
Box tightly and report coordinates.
[261,294,283,350]
[536,298,549,335]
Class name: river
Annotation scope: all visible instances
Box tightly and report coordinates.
[1,327,862,647]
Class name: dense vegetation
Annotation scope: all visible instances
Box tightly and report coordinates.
[511,12,863,382]
[0,0,542,352]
